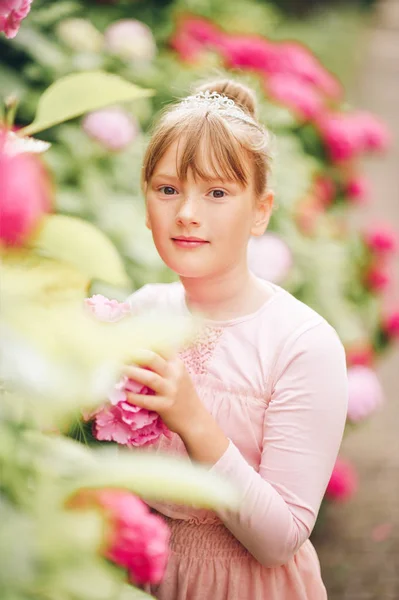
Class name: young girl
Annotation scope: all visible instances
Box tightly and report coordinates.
[122,79,348,600]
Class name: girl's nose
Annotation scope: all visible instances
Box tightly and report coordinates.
[175,196,200,227]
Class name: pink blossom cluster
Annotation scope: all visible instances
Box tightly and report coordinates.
[84,294,171,447]
[325,457,358,503]
[362,224,399,294]
[0,0,32,39]
[0,129,52,246]
[70,488,170,585]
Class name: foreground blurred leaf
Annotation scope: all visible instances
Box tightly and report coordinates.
[19,71,154,136]
[31,214,130,288]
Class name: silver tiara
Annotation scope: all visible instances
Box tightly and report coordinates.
[177,90,255,125]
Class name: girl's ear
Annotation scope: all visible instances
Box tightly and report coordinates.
[251,190,274,237]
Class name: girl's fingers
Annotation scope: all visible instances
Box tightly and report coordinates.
[122,364,167,395]
[125,392,161,411]
[129,349,170,377]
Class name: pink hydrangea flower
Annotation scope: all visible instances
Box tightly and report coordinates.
[247,233,293,284]
[82,107,139,152]
[85,294,131,322]
[0,134,52,246]
[69,489,170,585]
[266,73,324,120]
[325,457,358,502]
[93,375,171,447]
[0,0,32,39]
[364,224,398,255]
[346,365,384,423]
[104,19,156,63]
[83,295,171,446]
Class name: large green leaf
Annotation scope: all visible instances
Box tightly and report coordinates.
[19,71,154,136]
[31,214,130,288]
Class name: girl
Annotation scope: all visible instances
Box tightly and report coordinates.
[123,79,348,599]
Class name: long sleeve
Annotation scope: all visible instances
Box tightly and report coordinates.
[209,318,348,567]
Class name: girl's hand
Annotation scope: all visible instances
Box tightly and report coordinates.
[122,350,207,438]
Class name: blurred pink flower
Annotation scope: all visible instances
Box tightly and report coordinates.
[346,365,384,423]
[345,175,369,204]
[247,233,293,284]
[0,136,52,246]
[266,73,324,120]
[364,224,398,255]
[177,16,222,46]
[354,112,391,152]
[0,0,32,39]
[85,294,131,322]
[345,342,375,367]
[382,309,399,339]
[325,457,358,502]
[314,176,336,207]
[220,35,279,72]
[365,263,391,292]
[70,489,170,585]
[104,19,156,63]
[82,107,138,152]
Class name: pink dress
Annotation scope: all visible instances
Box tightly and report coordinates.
[127,280,348,600]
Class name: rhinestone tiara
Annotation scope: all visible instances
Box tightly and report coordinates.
[177,90,255,125]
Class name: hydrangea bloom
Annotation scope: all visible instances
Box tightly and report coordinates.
[82,107,138,152]
[0,0,32,39]
[347,365,384,423]
[84,294,171,446]
[69,488,170,585]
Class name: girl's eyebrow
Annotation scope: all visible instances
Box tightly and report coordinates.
[151,172,179,181]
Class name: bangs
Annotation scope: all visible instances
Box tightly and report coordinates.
[144,110,251,186]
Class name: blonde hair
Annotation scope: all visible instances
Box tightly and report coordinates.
[142,78,272,199]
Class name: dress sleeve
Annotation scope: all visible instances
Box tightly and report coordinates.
[209,319,348,567]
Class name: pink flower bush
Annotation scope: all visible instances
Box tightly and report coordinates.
[0,134,52,246]
[346,365,384,423]
[325,457,358,502]
[69,488,170,585]
[364,224,398,255]
[84,294,131,322]
[104,19,156,63]
[84,294,171,447]
[0,0,32,39]
[266,74,324,120]
[247,233,293,284]
[345,342,375,367]
[82,107,139,152]
[365,263,391,292]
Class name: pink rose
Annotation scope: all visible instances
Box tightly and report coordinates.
[266,73,324,120]
[0,134,52,246]
[346,366,384,423]
[364,224,398,255]
[325,457,358,502]
[82,107,139,152]
[0,0,32,39]
[69,489,170,585]
[85,294,131,322]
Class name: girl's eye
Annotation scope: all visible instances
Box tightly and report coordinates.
[209,189,226,199]
[159,186,177,195]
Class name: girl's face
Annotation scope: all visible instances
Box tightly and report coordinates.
[145,139,273,279]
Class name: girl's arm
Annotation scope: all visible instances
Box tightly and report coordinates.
[206,319,348,567]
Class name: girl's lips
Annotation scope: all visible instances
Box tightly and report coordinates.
[172,238,209,249]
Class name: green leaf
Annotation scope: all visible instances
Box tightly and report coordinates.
[31,214,130,288]
[19,71,154,136]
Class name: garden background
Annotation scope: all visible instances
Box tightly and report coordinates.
[1,0,398,599]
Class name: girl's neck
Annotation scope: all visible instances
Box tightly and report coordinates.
[180,266,274,322]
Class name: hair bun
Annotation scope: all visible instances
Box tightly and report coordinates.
[194,79,258,120]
